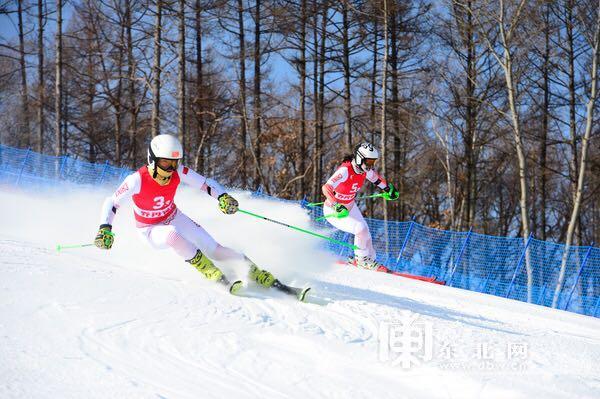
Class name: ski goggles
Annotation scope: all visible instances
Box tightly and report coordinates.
[363,158,377,168]
[157,158,179,172]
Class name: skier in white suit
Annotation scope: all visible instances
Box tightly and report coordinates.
[321,142,399,269]
[94,134,279,292]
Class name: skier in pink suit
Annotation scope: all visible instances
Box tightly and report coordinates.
[321,142,399,269]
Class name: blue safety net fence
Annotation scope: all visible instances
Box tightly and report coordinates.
[2,144,599,318]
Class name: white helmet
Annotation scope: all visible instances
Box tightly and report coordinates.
[148,134,183,169]
[354,142,379,171]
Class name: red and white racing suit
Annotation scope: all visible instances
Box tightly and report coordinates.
[323,161,387,258]
[99,165,243,262]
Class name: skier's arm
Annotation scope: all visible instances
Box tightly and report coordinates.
[322,184,337,204]
[366,169,388,190]
[177,165,225,199]
[178,165,238,214]
[367,170,399,200]
[99,173,140,226]
[322,166,354,210]
[95,173,140,250]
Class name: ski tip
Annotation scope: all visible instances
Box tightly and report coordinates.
[229,280,244,295]
[298,287,311,302]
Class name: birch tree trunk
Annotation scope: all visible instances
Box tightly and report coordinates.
[552,3,600,308]
[489,0,533,301]
[565,0,582,247]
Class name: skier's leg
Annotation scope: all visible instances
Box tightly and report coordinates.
[323,203,358,265]
[174,211,276,288]
[171,211,280,287]
[184,249,224,281]
[323,203,356,235]
[172,211,245,261]
[350,207,375,259]
[139,214,224,281]
[210,244,245,262]
[351,209,380,269]
[170,211,274,284]
[324,203,375,261]
[140,223,196,259]
[247,262,276,287]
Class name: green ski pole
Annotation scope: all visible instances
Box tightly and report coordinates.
[238,209,358,250]
[315,213,344,222]
[56,243,95,252]
[306,193,385,207]
[56,231,114,252]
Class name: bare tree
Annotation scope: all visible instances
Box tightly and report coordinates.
[470,0,534,300]
[497,0,533,301]
[430,111,455,229]
[311,0,328,201]
[17,0,31,147]
[89,0,127,164]
[381,0,389,238]
[193,0,204,171]
[454,0,479,229]
[37,0,45,152]
[365,1,379,218]
[552,0,600,308]
[299,0,308,195]
[538,1,553,241]
[341,0,352,151]
[125,0,139,165]
[54,0,63,156]
[151,0,163,138]
[237,0,249,186]
[252,0,266,190]
[559,0,585,246]
[178,0,186,154]
[311,0,321,201]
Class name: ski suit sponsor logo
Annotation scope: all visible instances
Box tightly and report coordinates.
[335,192,356,201]
[115,182,129,197]
[133,201,175,219]
[331,173,344,183]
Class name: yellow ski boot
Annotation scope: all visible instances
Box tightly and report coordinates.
[248,264,276,288]
[187,250,223,281]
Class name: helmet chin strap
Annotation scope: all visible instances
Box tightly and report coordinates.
[351,159,365,174]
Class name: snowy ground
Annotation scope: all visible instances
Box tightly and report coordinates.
[1,185,600,399]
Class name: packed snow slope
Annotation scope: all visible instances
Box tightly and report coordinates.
[1,185,600,399]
